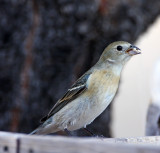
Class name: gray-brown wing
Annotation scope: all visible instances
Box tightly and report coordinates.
[40,72,91,123]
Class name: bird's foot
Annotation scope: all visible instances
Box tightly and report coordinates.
[83,128,94,136]
[83,128,104,138]
[93,134,105,140]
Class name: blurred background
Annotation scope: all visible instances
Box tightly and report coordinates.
[113,17,160,137]
[0,0,160,137]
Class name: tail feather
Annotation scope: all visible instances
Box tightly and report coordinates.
[29,129,38,135]
[29,118,60,135]
[29,124,60,135]
[29,125,45,135]
[30,128,48,135]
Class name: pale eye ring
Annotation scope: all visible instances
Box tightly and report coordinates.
[117,45,123,51]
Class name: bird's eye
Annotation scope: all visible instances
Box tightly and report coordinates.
[117,45,123,51]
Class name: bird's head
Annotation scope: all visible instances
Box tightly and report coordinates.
[100,41,141,65]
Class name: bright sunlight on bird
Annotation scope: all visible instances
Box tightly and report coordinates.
[30,41,141,135]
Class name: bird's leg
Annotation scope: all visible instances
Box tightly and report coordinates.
[83,128,95,136]
[64,128,72,136]
[83,128,105,138]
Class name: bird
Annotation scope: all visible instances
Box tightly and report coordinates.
[30,41,141,135]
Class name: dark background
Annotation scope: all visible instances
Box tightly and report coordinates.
[0,0,160,137]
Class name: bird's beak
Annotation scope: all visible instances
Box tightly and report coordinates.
[125,45,141,56]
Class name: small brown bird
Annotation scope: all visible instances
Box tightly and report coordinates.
[30,41,141,135]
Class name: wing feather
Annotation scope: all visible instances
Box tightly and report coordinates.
[40,72,91,123]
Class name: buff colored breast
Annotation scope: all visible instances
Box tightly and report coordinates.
[64,68,120,131]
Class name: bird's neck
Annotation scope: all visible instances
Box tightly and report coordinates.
[96,59,123,76]
[110,63,123,76]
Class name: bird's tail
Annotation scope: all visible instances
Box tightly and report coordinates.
[29,123,59,135]
[29,127,42,135]
[29,128,39,135]
[29,124,48,135]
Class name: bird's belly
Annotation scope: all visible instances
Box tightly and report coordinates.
[66,91,115,131]
[61,69,119,131]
